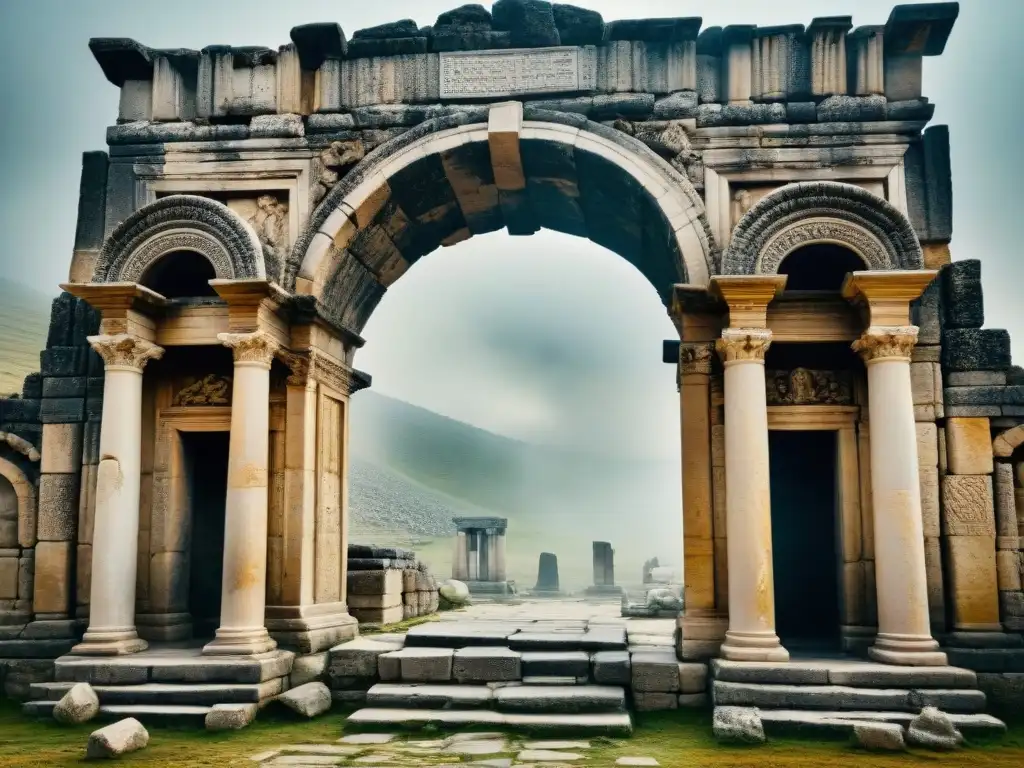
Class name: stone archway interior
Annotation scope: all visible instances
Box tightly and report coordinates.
[139,250,218,298]
[0,475,17,548]
[777,244,868,292]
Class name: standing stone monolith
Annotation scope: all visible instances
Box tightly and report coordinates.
[535,552,559,592]
[586,541,622,596]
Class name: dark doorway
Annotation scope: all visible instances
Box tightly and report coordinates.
[182,431,230,638]
[769,430,840,649]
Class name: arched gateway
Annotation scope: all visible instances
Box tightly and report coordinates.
[3,0,1023,714]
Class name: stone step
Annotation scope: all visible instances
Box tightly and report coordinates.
[521,651,590,678]
[508,630,626,653]
[347,707,632,736]
[712,680,986,713]
[755,708,1007,737]
[23,701,211,726]
[711,658,978,688]
[367,684,494,709]
[29,680,282,706]
[495,684,626,714]
[522,676,587,685]
[53,649,294,685]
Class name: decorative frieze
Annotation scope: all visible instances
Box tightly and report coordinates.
[218,331,280,367]
[852,326,918,363]
[87,335,165,372]
[766,368,852,405]
[171,374,232,407]
[716,328,772,364]
[439,46,596,100]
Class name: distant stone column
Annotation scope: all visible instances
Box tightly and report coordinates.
[494,531,507,581]
[452,531,468,580]
[536,552,559,592]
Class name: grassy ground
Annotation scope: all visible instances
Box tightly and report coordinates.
[2,701,1023,768]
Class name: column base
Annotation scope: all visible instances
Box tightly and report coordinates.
[265,603,359,654]
[719,630,789,662]
[202,627,277,657]
[869,632,947,666]
[677,613,728,661]
[136,612,193,643]
[70,627,148,656]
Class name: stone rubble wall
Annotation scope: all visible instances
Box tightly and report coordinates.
[346,544,440,626]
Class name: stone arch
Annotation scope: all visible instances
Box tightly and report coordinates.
[93,194,266,285]
[722,181,923,277]
[292,109,716,329]
[994,425,1024,458]
[0,456,37,549]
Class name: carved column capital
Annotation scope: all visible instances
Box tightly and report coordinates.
[679,342,715,376]
[852,325,918,363]
[218,330,280,367]
[88,334,164,372]
[278,349,313,388]
[716,328,772,365]
[276,347,370,395]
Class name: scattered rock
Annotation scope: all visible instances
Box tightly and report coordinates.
[276,682,332,718]
[854,721,906,751]
[205,703,256,731]
[439,579,471,606]
[906,706,964,750]
[289,651,329,687]
[53,682,99,725]
[85,717,149,759]
[493,0,561,47]
[713,706,765,744]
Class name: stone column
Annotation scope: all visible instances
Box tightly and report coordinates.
[71,334,163,656]
[494,532,507,582]
[204,330,279,656]
[845,270,945,666]
[453,532,468,580]
[716,328,788,662]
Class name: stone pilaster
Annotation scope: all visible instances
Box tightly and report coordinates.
[203,330,278,656]
[71,334,163,656]
[848,26,884,96]
[807,17,852,97]
[721,26,755,104]
[993,461,1023,631]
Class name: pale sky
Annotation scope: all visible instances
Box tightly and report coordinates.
[1,0,1020,461]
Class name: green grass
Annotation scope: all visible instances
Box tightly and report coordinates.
[2,701,1024,768]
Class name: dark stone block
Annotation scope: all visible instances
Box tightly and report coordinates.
[535,552,560,591]
[923,125,952,242]
[604,17,701,43]
[590,93,654,120]
[886,99,935,121]
[817,95,887,122]
[492,0,560,47]
[347,37,429,58]
[46,295,76,350]
[663,340,681,364]
[106,123,250,145]
[941,259,984,329]
[40,347,87,378]
[0,399,40,423]
[21,374,42,400]
[347,545,414,560]
[697,26,722,55]
[352,20,420,40]
[653,91,697,119]
[40,398,86,424]
[903,140,928,239]
[85,398,104,422]
[41,377,87,400]
[347,558,416,571]
[435,4,492,32]
[73,152,109,253]
[942,328,1012,372]
[88,37,152,87]
[885,2,959,57]
[87,350,103,377]
[73,298,100,346]
[289,23,347,70]
[786,102,817,123]
[86,377,104,398]
[7,423,42,448]
[945,405,1001,418]
[944,386,1007,407]
[553,4,604,45]
[698,102,786,127]
[912,280,942,345]
[1008,366,1024,386]
[431,31,511,52]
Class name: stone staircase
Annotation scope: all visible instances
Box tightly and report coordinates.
[334,620,634,735]
[21,645,294,725]
[710,657,1006,737]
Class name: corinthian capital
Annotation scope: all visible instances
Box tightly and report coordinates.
[88,334,164,372]
[218,330,280,367]
[852,325,918,363]
[679,342,715,376]
[716,328,772,365]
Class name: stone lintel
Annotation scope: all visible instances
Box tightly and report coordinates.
[60,282,166,337]
[209,278,285,335]
[454,516,507,534]
[710,275,787,329]
[807,16,854,36]
[841,269,938,327]
[885,2,960,56]
[89,38,153,87]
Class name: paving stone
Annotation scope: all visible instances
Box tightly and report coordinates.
[248,750,281,762]
[616,759,659,767]
[339,733,397,744]
[445,732,507,743]
[453,646,521,682]
[516,749,583,762]
[444,738,506,755]
[329,637,401,679]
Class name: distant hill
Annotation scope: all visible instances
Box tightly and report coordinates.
[0,279,52,394]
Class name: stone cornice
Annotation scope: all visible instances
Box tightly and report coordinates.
[716,328,773,364]
[278,347,371,395]
[88,334,165,372]
[852,325,918,362]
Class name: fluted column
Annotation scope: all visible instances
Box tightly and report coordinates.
[71,335,163,655]
[854,326,947,665]
[204,330,279,656]
[717,328,789,662]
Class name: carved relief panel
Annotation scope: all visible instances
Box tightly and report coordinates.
[766,368,853,406]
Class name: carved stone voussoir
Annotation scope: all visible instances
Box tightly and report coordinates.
[679,343,715,375]
[218,330,280,366]
[716,328,773,364]
[88,334,165,371]
[852,326,919,362]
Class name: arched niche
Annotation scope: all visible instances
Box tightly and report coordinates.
[0,456,37,549]
[778,243,869,291]
[139,249,218,298]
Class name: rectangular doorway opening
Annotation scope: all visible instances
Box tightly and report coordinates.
[769,430,840,651]
[182,431,229,640]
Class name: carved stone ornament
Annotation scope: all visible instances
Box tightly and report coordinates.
[716,328,773,364]
[172,374,233,406]
[0,431,40,462]
[218,330,280,366]
[311,140,366,206]
[757,217,890,275]
[247,194,290,279]
[766,368,853,405]
[278,347,365,394]
[88,334,165,371]
[852,325,919,362]
[679,342,715,375]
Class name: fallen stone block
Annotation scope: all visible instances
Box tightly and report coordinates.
[329,636,399,679]
[276,682,332,718]
[854,721,906,751]
[906,706,964,750]
[204,703,256,731]
[53,682,98,725]
[289,652,328,688]
[85,717,149,758]
[713,706,765,744]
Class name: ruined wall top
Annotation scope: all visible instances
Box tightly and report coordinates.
[91,1,958,135]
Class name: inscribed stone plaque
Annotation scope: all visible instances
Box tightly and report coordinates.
[439,46,596,99]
